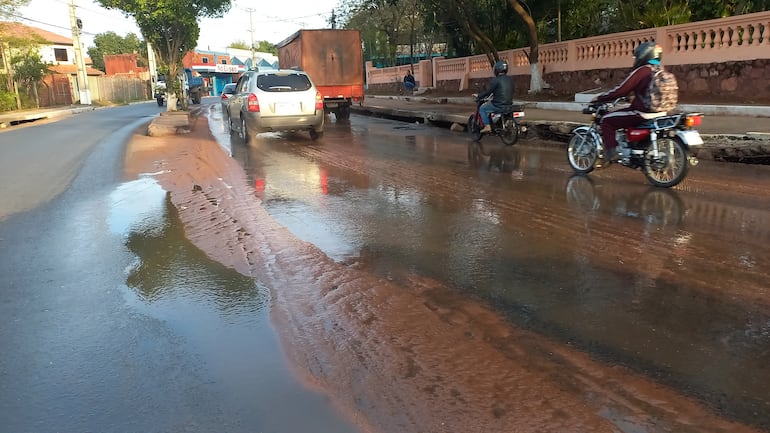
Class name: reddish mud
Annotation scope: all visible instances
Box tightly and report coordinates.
[122,115,762,433]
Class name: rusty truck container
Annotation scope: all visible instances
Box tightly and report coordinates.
[276,29,364,120]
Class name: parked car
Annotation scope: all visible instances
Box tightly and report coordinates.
[227,68,325,142]
[220,83,237,112]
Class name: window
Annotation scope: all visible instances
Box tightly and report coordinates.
[221,59,227,64]
[202,58,209,64]
[257,73,312,92]
[54,48,68,62]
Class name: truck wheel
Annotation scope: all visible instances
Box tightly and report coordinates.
[336,105,351,120]
[309,129,323,141]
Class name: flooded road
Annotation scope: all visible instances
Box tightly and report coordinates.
[204,105,770,431]
[2,101,767,433]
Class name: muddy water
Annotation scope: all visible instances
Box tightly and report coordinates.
[124,106,768,433]
[106,175,363,432]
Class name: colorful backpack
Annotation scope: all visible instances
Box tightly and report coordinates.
[643,65,679,113]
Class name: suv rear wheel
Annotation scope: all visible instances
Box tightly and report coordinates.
[240,117,251,144]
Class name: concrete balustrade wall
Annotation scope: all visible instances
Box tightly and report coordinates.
[365,11,770,102]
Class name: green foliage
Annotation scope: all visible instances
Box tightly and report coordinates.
[0,90,16,111]
[0,0,30,18]
[10,48,49,89]
[254,40,277,55]
[342,0,768,64]
[97,0,231,109]
[615,0,692,30]
[87,31,146,72]
[228,40,249,49]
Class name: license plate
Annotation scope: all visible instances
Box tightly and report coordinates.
[274,102,298,114]
[680,130,703,146]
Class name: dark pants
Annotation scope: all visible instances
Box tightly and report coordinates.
[600,108,644,150]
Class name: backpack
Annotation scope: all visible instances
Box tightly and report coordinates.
[642,65,679,113]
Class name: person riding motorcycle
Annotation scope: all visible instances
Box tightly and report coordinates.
[476,60,514,133]
[591,41,664,163]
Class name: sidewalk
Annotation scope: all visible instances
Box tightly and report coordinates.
[0,105,96,129]
[357,95,770,136]
[353,95,770,162]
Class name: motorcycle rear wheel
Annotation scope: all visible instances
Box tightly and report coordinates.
[643,137,688,188]
[468,114,482,142]
[567,130,599,174]
[500,118,519,145]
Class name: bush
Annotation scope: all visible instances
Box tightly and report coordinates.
[0,91,17,112]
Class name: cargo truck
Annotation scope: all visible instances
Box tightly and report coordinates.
[276,29,364,120]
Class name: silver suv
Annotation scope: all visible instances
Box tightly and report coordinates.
[227,69,325,142]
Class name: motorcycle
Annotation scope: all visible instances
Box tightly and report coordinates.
[566,98,704,188]
[467,95,527,145]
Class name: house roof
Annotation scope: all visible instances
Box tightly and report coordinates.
[50,64,104,76]
[0,22,73,45]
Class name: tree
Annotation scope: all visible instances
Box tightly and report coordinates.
[254,40,277,55]
[0,0,30,18]
[10,48,50,108]
[87,31,146,72]
[0,31,45,109]
[97,0,231,111]
[508,0,544,93]
[228,40,249,50]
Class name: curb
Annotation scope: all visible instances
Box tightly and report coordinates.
[365,94,770,117]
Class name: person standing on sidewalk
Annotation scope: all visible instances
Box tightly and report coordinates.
[476,60,514,133]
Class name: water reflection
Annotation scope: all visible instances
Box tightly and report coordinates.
[108,177,265,315]
[565,175,686,227]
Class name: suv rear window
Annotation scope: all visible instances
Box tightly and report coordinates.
[257,73,312,92]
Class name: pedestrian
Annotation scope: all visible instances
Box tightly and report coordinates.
[403,70,416,93]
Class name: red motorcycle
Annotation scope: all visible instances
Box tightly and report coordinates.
[467,96,526,145]
[567,98,703,188]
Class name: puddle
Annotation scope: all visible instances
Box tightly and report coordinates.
[106,175,362,433]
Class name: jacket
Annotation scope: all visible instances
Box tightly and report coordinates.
[595,65,655,112]
[477,75,514,108]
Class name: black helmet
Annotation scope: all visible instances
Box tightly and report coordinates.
[633,41,662,69]
[493,60,508,76]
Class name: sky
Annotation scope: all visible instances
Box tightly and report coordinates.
[15,0,340,51]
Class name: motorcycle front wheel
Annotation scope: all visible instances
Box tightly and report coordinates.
[643,137,688,188]
[468,114,482,142]
[500,117,519,146]
[567,130,599,174]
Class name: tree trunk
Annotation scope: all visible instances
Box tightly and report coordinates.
[166,62,179,112]
[508,0,543,93]
[32,81,39,108]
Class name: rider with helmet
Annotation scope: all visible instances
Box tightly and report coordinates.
[591,41,664,163]
[476,60,514,133]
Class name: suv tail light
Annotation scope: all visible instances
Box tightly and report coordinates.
[315,91,324,111]
[247,93,260,112]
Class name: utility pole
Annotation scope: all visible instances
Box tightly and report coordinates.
[245,7,256,68]
[147,42,158,91]
[68,0,90,104]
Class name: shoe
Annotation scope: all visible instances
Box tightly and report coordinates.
[480,124,492,133]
